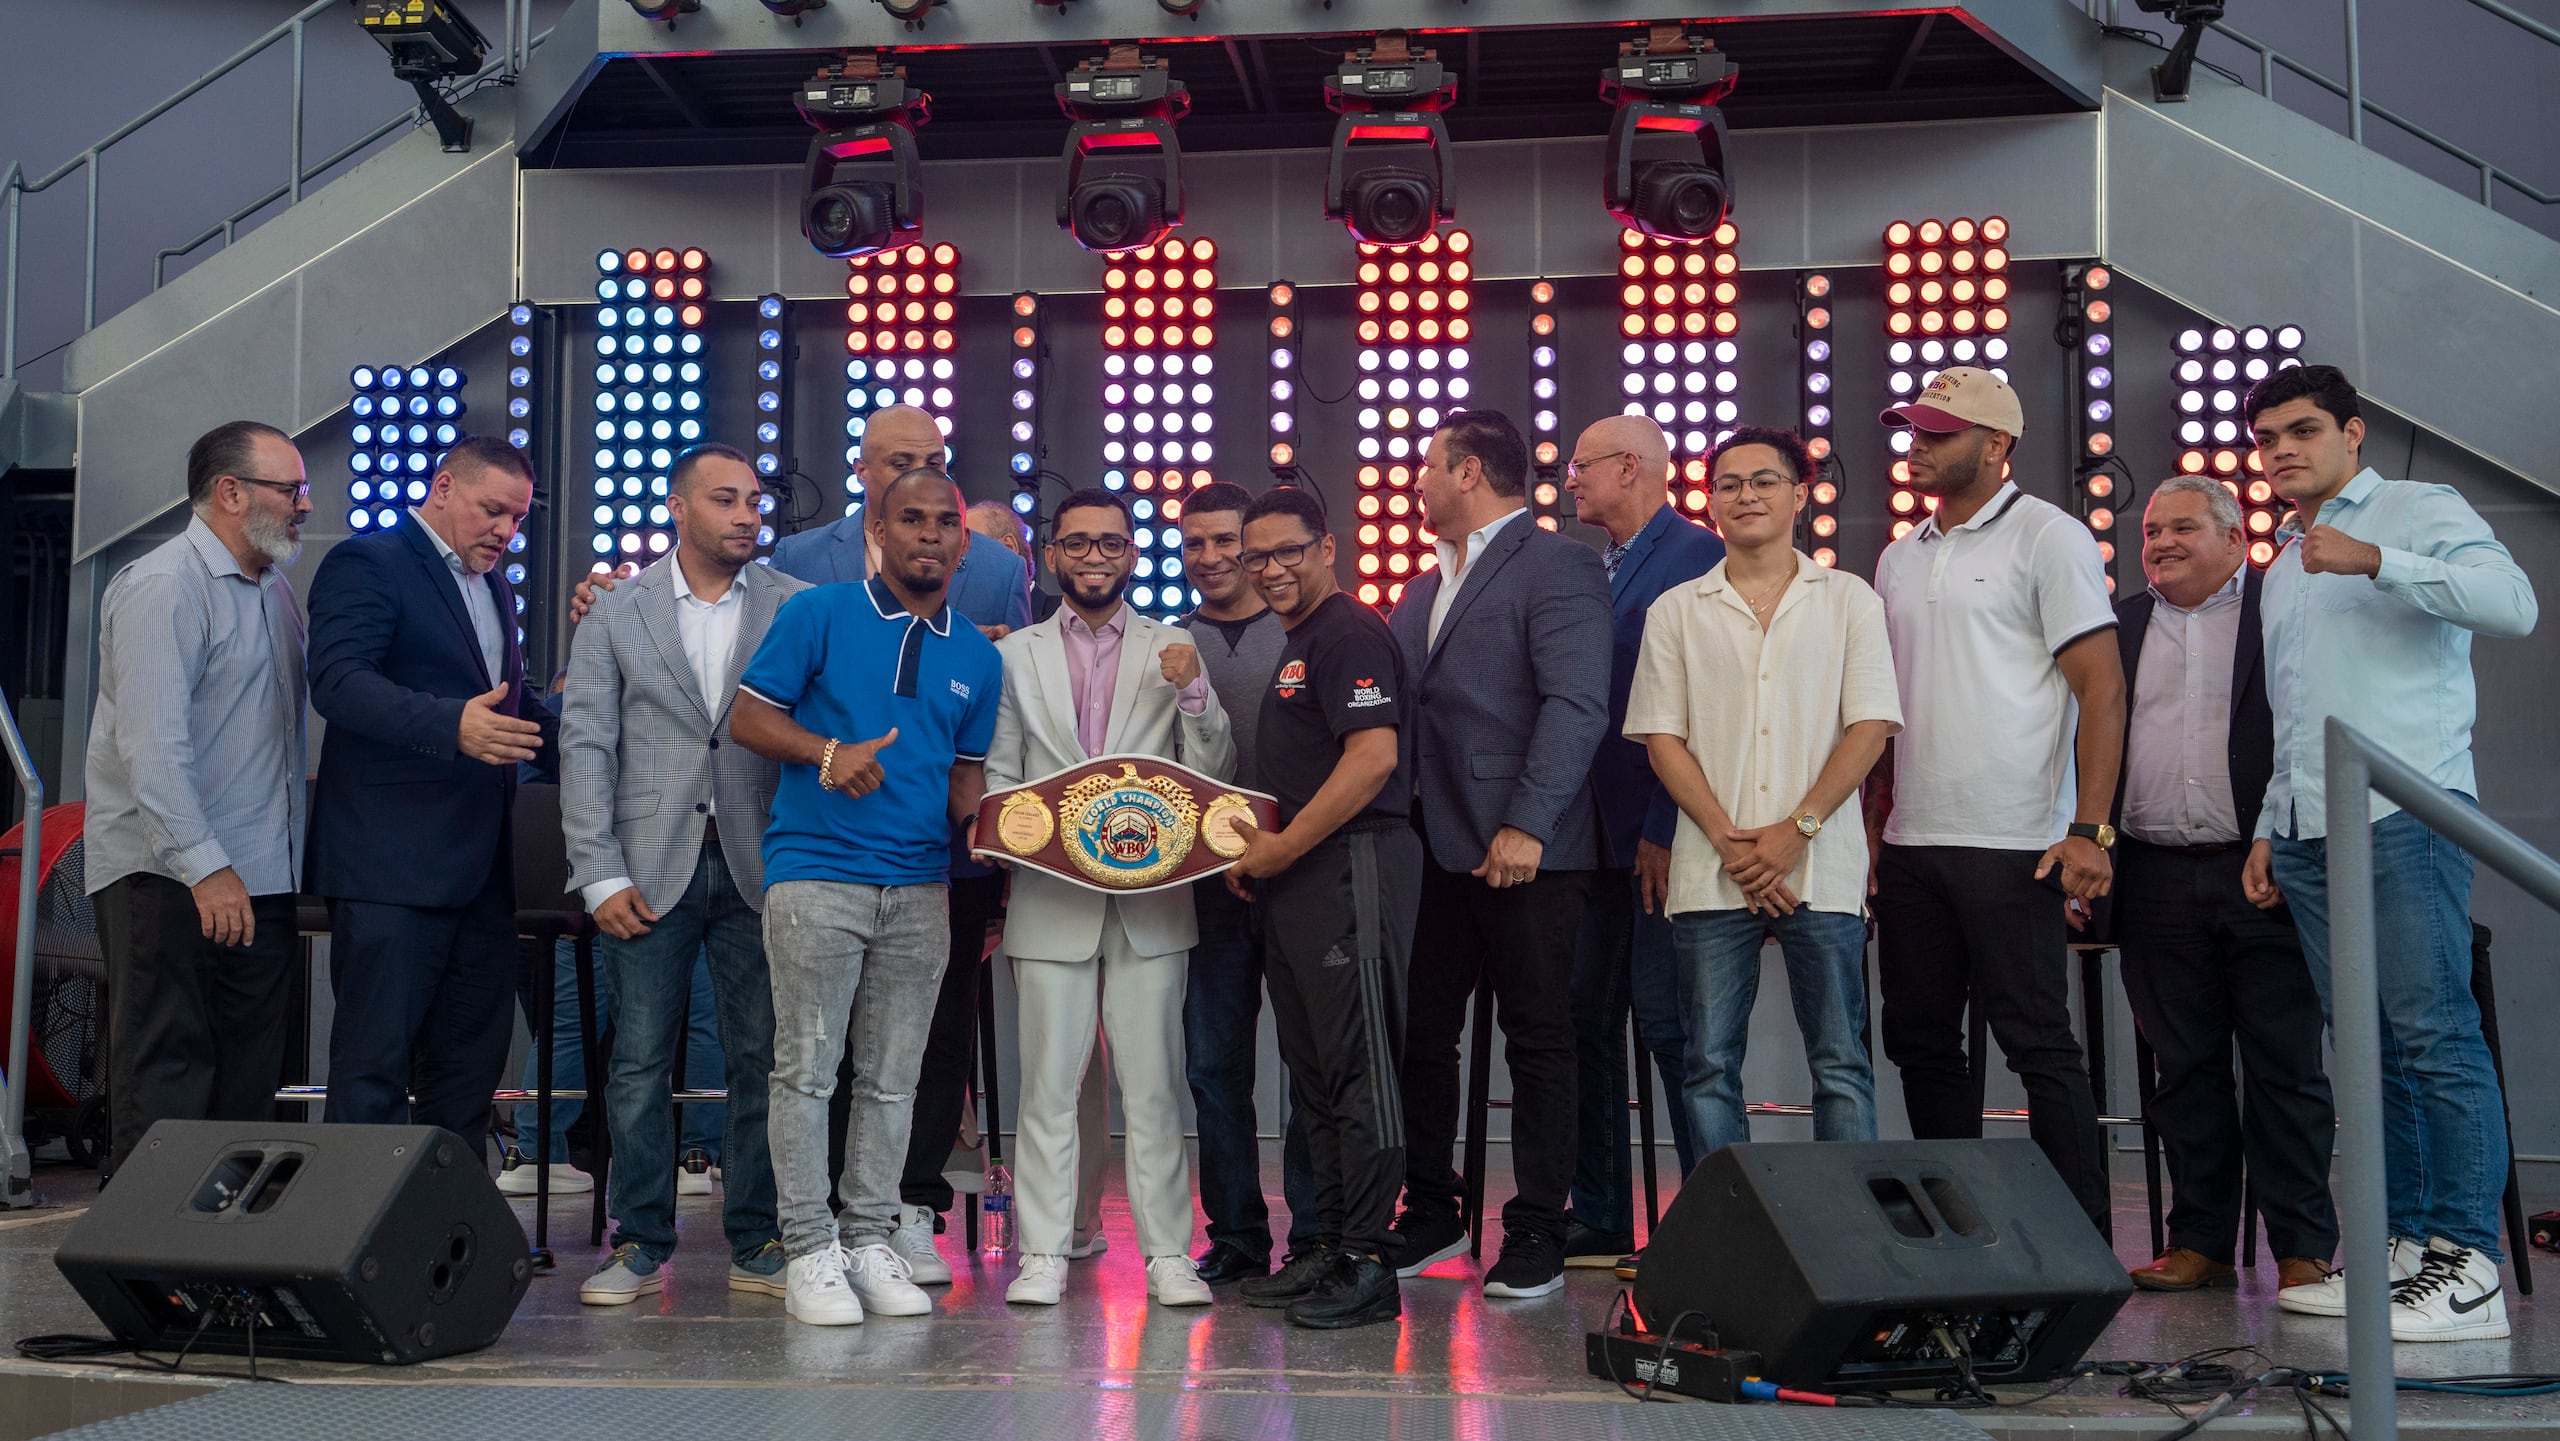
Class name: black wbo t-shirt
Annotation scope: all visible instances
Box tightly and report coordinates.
[1257,590,1409,827]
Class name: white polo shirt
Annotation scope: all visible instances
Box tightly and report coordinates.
[1626,552,1904,917]
[1873,483,2116,851]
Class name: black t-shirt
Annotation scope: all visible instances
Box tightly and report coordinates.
[1257,591,1409,827]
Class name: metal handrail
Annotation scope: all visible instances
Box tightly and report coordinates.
[2323,718,2560,1441]
[2211,18,2559,209]
[0,0,530,381]
[0,698,43,1209]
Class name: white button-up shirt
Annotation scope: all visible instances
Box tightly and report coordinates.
[2258,467,2537,840]
[1428,505,1527,648]
[2122,569,2245,846]
[1625,552,1904,917]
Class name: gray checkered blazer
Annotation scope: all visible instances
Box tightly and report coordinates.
[560,556,809,914]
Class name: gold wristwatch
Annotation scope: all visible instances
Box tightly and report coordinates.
[2067,822,2118,849]
[1791,810,1822,839]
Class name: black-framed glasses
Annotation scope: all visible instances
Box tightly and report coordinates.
[1710,472,1799,499]
[233,476,313,501]
[1054,533,1130,559]
[1239,542,1314,573]
[1565,450,1632,480]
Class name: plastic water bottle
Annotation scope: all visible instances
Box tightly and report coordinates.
[982,1162,1016,1255]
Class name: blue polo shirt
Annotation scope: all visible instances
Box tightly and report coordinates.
[740,578,1002,888]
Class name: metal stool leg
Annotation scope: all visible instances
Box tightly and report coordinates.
[971,955,1002,1252]
[576,933,609,1250]
[2470,922,2532,1294]
[2242,1172,2259,1268]
[2134,1028,2165,1258]
[1461,983,1495,1261]
[1631,1015,1660,1235]
[532,936,555,1268]
[2079,946,2112,1244]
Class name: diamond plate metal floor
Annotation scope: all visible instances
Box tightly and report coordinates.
[36,1384,1984,1441]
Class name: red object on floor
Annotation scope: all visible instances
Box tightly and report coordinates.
[0,801,89,1111]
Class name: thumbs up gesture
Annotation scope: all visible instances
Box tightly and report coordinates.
[458,682,543,765]
[826,727,899,798]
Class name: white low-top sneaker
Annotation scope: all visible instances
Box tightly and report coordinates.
[890,1203,953,1285]
[845,1242,934,1317]
[1147,1255,1213,1307]
[1067,1227,1109,1260]
[785,1244,865,1326]
[1007,1254,1069,1306]
[2276,1235,2422,1317]
[676,1148,716,1197]
[578,1244,664,1306]
[495,1151,593,1196]
[2390,1238,2510,1342]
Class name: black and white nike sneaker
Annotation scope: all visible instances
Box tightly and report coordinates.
[2389,1236,2509,1342]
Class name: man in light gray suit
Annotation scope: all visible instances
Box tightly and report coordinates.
[1385,410,1613,1301]
[562,442,808,1307]
[985,487,1234,1310]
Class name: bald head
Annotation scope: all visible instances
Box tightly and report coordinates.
[857,405,949,497]
[1565,414,1674,543]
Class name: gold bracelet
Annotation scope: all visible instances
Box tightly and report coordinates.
[818,738,840,791]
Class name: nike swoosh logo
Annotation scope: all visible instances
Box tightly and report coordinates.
[2449,1286,2502,1314]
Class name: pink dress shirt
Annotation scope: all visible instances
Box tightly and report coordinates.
[1061,605,1207,755]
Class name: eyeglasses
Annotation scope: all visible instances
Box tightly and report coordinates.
[1239,542,1314,573]
[233,476,313,501]
[1710,472,1799,499]
[1054,533,1130,559]
[1565,450,1635,480]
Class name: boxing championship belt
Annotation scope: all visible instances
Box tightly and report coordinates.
[970,755,1279,895]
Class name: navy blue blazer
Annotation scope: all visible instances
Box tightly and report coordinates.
[1386,514,1615,873]
[305,518,559,907]
[1591,505,1726,868]
[769,511,1033,632]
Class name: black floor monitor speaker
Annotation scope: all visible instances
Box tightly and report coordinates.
[55,1121,531,1364]
[1634,1139,2132,1390]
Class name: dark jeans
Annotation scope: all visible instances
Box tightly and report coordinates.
[1875,844,2108,1231]
[829,871,1003,1215]
[1187,877,1319,1261]
[2117,839,2337,1264]
[1264,824,1423,1256]
[602,843,779,1265]
[1403,853,1592,1243]
[95,873,296,1175]
[1566,867,1696,1239]
[324,860,518,1163]
[2271,797,2504,1259]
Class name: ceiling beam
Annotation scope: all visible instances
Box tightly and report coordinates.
[1886,14,1938,92]
[634,56,713,131]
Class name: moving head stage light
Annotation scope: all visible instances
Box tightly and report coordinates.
[1324,34,1458,247]
[351,0,488,151]
[797,52,930,259]
[1055,46,1191,254]
[1602,25,1738,243]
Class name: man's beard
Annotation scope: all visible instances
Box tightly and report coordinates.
[892,559,948,597]
[244,506,301,566]
[1917,439,1984,496]
[1065,569,1131,611]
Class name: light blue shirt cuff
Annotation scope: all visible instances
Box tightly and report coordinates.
[2371,545,2426,592]
[165,839,232,888]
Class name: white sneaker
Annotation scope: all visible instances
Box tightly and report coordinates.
[578,1244,665,1306]
[1007,1253,1069,1306]
[676,1148,716,1197]
[785,1244,864,1326]
[890,1203,953,1285]
[2277,1235,2423,1317]
[1146,1255,1213,1307]
[1067,1226,1108,1260]
[495,1150,593,1196]
[2390,1238,2510,1342]
[844,1242,934,1317]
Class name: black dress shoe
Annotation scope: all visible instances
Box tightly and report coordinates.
[1562,1223,1636,1269]
[1240,1246,1338,1308]
[1387,1209,1469,1279]
[1193,1241,1271,1285]
[1287,1254,1400,1330]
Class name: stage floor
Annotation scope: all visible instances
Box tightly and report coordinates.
[5,1147,2560,1439]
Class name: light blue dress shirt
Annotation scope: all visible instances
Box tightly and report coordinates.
[2258,467,2537,841]
[82,517,308,896]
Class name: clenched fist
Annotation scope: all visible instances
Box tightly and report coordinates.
[2298,524,2382,578]
[1159,642,1202,689]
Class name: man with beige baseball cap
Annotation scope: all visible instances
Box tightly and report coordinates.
[1864,364,2128,1236]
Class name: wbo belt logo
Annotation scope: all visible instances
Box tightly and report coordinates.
[1061,763,1201,889]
